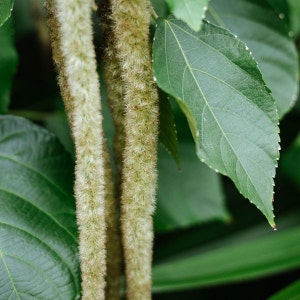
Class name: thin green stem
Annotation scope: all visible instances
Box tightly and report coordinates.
[151,6,159,20]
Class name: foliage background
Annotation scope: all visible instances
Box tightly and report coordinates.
[1,0,300,299]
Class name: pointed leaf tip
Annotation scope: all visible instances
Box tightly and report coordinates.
[153,16,279,226]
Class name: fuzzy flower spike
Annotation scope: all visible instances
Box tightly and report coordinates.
[47,1,108,299]
[110,0,159,299]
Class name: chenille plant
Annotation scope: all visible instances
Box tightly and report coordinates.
[1,0,300,299]
[48,0,159,298]
[46,1,110,299]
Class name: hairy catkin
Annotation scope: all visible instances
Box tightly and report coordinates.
[47,1,107,299]
[98,2,123,298]
[99,0,125,192]
[110,0,159,299]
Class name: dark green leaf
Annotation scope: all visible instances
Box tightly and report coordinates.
[207,0,298,118]
[288,0,300,37]
[153,226,300,292]
[281,133,300,188]
[266,0,290,23]
[0,0,14,27]
[0,19,18,113]
[155,143,229,232]
[268,279,300,300]
[0,116,80,299]
[153,16,280,227]
[159,93,180,167]
[152,0,169,19]
[165,0,210,31]
[45,110,75,158]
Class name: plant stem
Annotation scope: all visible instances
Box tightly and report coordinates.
[151,6,159,20]
[110,0,159,299]
[47,1,107,299]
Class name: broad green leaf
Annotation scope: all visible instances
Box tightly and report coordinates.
[153,226,300,292]
[207,0,298,118]
[268,279,300,300]
[155,143,229,232]
[153,16,280,227]
[0,116,80,299]
[0,0,14,27]
[165,0,210,31]
[159,93,180,167]
[0,19,18,113]
[154,209,300,263]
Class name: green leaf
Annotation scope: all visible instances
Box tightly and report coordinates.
[45,110,75,158]
[159,93,180,167]
[288,0,300,37]
[268,279,300,300]
[0,116,80,299]
[153,16,280,227]
[266,0,290,22]
[0,0,14,27]
[0,19,18,114]
[207,0,298,118]
[165,0,210,31]
[155,143,229,232]
[153,226,300,293]
[281,133,300,188]
[152,0,169,19]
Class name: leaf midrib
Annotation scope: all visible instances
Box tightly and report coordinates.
[0,153,73,202]
[0,251,20,300]
[0,221,77,298]
[0,251,62,300]
[168,18,264,85]
[0,186,77,242]
[164,19,271,213]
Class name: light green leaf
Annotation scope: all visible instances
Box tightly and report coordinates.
[165,0,210,31]
[0,116,80,299]
[207,0,298,118]
[0,0,14,27]
[153,16,280,227]
[155,143,229,232]
[0,19,18,113]
[268,279,300,300]
[153,226,300,293]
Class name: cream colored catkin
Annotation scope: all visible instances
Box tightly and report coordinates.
[47,1,107,299]
[110,0,159,299]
